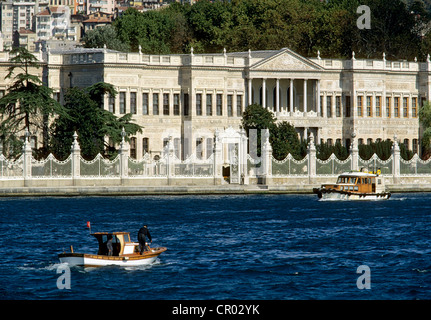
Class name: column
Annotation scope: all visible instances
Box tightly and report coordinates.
[303,79,308,113]
[261,129,272,184]
[71,131,81,182]
[214,130,223,185]
[240,128,249,185]
[317,80,321,116]
[308,133,316,181]
[290,79,294,112]
[262,78,266,109]
[22,129,32,181]
[119,128,129,182]
[350,133,359,171]
[276,78,280,113]
[392,135,400,183]
[248,77,253,105]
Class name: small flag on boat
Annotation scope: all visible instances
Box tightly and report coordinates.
[87,221,91,229]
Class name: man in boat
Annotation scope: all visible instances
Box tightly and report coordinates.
[107,235,113,256]
[138,225,152,254]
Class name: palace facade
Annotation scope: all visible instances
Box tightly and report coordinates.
[0,47,426,159]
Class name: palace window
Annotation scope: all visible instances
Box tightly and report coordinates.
[130,137,137,159]
[412,97,418,118]
[142,138,149,155]
[142,93,148,115]
[196,138,203,159]
[108,94,115,113]
[345,96,351,117]
[336,96,341,117]
[404,139,409,150]
[174,94,180,116]
[394,97,400,117]
[237,95,243,116]
[119,92,126,114]
[206,138,213,159]
[184,93,189,116]
[386,97,391,118]
[357,96,363,117]
[403,97,408,118]
[216,94,223,116]
[376,96,381,117]
[174,138,180,158]
[153,93,159,115]
[413,139,418,154]
[206,94,212,116]
[163,93,169,115]
[366,96,372,117]
[196,94,202,116]
[326,96,332,117]
[227,95,233,117]
[130,92,136,114]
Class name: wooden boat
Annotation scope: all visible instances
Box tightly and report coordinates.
[313,170,391,201]
[58,232,167,267]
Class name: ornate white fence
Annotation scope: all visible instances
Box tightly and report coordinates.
[272,154,309,176]
[400,154,431,175]
[0,154,23,178]
[31,154,72,178]
[3,129,431,185]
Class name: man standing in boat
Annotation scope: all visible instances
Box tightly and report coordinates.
[138,225,152,254]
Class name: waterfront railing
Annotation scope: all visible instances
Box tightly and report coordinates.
[2,130,431,186]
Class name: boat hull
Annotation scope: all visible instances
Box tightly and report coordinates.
[58,247,167,267]
[313,188,391,201]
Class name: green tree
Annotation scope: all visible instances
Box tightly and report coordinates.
[82,25,130,52]
[241,103,303,159]
[0,47,66,158]
[317,141,349,160]
[271,121,302,160]
[50,82,142,160]
[113,8,175,53]
[419,100,431,158]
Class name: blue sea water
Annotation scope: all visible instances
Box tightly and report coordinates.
[0,193,430,300]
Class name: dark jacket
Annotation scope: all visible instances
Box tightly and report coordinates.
[138,226,152,242]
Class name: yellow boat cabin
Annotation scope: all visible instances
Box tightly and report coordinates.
[313,170,391,200]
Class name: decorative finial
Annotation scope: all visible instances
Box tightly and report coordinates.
[121,127,126,142]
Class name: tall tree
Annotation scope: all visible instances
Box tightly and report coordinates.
[0,47,65,158]
[50,82,142,160]
[419,100,431,158]
[82,25,130,52]
[241,103,303,159]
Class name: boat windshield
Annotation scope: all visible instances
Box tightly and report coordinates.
[123,233,130,242]
[337,176,357,184]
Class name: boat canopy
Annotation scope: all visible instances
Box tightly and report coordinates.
[91,232,132,256]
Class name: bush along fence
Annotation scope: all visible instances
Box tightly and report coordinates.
[1,128,431,188]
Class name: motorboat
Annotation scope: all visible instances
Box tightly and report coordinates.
[58,231,167,267]
[313,170,391,200]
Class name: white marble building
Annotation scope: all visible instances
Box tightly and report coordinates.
[1,47,425,159]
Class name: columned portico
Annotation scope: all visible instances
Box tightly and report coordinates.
[249,77,320,115]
